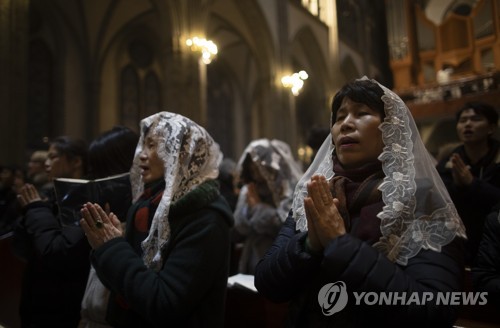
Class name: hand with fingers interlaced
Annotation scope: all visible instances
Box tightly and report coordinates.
[304,174,346,252]
[80,202,123,249]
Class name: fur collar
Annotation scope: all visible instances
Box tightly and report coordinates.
[169,179,220,217]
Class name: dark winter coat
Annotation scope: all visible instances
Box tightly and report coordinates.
[13,199,91,328]
[254,214,465,328]
[91,182,234,328]
[472,203,500,305]
[436,139,500,266]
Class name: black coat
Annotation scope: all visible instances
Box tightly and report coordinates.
[436,140,500,266]
[254,215,465,328]
[13,200,91,328]
[472,203,500,305]
[91,194,234,328]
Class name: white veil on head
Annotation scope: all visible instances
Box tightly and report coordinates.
[236,139,303,206]
[292,77,466,265]
[235,139,303,221]
[130,111,222,270]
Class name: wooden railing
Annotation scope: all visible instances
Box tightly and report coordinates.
[397,71,500,104]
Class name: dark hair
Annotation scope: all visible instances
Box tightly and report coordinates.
[88,126,139,179]
[240,154,255,185]
[51,136,89,175]
[307,125,330,151]
[331,79,385,125]
[455,102,499,125]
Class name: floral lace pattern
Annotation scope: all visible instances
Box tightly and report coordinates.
[293,78,466,265]
[292,136,334,232]
[236,139,303,222]
[130,112,222,271]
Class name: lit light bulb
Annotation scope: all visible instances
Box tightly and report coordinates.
[281,70,308,95]
[186,37,218,64]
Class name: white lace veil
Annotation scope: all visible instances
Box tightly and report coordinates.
[130,112,222,271]
[292,77,466,265]
[235,139,303,221]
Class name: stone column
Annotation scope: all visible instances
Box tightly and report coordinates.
[0,0,29,165]
[163,0,208,125]
[275,0,296,148]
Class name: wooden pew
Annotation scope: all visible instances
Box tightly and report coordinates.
[0,232,24,328]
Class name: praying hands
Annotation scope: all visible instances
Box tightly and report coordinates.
[303,174,346,252]
[80,202,123,249]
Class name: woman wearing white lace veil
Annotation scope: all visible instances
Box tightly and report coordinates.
[233,138,303,274]
[254,78,467,327]
[80,112,234,327]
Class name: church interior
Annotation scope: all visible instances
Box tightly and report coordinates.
[1,0,500,327]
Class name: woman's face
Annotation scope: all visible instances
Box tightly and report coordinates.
[45,144,81,180]
[332,97,384,169]
[247,161,266,184]
[139,134,164,184]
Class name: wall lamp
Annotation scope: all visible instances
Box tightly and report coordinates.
[186,37,218,64]
[281,70,308,96]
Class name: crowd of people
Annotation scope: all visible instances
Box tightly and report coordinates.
[0,77,498,327]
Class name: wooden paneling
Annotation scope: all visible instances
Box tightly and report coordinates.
[391,0,500,90]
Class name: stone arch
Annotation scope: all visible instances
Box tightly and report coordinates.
[26,1,79,140]
[290,26,331,148]
[206,58,241,159]
[229,1,275,83]
[117,31,162,124]
[99,17,166,132]
[207,1,275,156]
[206,13,256,158]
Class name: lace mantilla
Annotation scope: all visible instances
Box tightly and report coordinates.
[130,112,222,271]
[236,139,303,222]
[293,78,466,265]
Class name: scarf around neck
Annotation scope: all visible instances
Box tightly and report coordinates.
[292,77,466,265]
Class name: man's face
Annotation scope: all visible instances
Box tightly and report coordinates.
[456,108,495,144]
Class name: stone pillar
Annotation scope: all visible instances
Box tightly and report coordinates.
[164,46,205,125]
[163,0,208,125]
[0,0,29,165]
[275,0,296,148]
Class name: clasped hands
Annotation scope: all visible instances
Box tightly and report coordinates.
[17,184,122,250]
[17,184,42,207]
[80,203,123,250]
[304,174,346,252]
[450,153,473,186]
